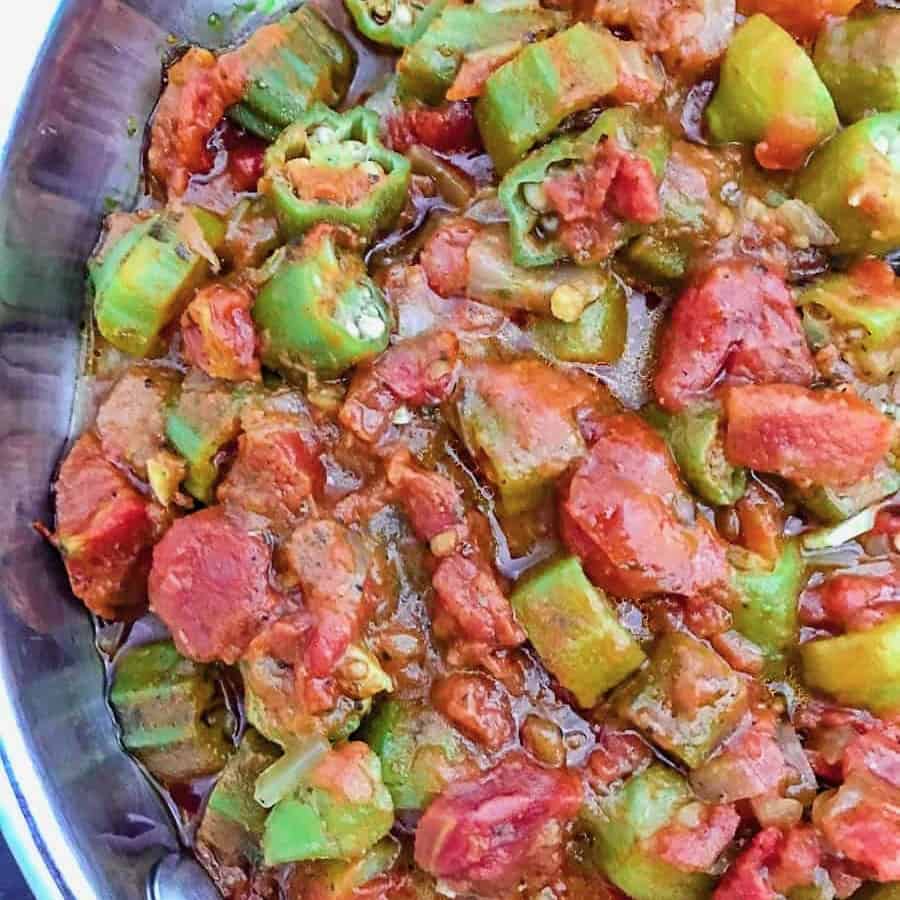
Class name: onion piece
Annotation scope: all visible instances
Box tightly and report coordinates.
[802,503,883,551]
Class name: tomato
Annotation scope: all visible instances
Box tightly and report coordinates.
[148,49,245,197]
[55,434,159,619]
[734,483,784,564]
[386,452,467,550]
[433,672,514,751]
[181,282,260,382]
[587,729,654,791]
[723,385,894,488]
[217,416,322,532]
[737,0,862,40]
[387,101,480,155]
[814,732,900,882]
[800,562,900,634]
[420,220,479,297]
[414,755,582,892]
[149,506,275,663]
[431,553,525,650]
[222,124,267,193]
[651,802,740,871]
[654,261,814,413]
[561,413,729,598]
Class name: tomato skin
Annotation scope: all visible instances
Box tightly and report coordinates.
[814,732,900,882]
[800,561,900,634]
[181,282,260,382]
[561,412,729,599]
[432,672,515,751]
[420,220,479,297]
[149,506,275,663]
[651,802,740,872]
[414,754,582,892]
[723,385,894,488]
[387,101,480,154]
[55,433,158,619]
[654,261,814,412]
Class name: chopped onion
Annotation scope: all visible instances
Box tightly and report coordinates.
[254,733,330,808]
[802,504,881,551]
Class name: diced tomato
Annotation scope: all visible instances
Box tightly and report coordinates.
[814,732,900,881]
[874,507,900,537]
[607,153,664,223]
[54,433,159,619]
[561,412,729,599]
[432,553,525,650]
[723,385,894,488]
[587,729,654,790]
[755,117,823,172]
[309,742,381,803]
[736,0,861,40]
[221,124,267,193]
[217,415,322,532]
[420,220,479,298]
[652,802,740,872]
[386,452,467,550]
[414,755,582,892]
[387,101,480,155]
[149,506,275,663]
[433,672,515,751]
[96,364,179,479]
[799,561,900,634]
[446,45,522,102]
[713,826,822,900]
[734,482,784,564]
[654,261,815,412]
[849,257,896,295]
[339,332,460,444]
[148,49,246,197]
[181,282,261,382]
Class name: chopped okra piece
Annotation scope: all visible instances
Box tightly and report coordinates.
[261,105,411,243]
[731,540,806,676]
[344,0,449,48]
[499,107,670,267]
[583,764,715,900]
[253,229,391,380]
[613,632,748,768]
[795,463,900,525]
[221,197,282,271]
[262,742,394,865]
[814,11,900,123]
[801,615,900,714]
[109,640,232,784]
[363,699,473,811]
[302,838,402,899]
[165,373,251,503]
[794,112,900,256]
[227,6,355,141]
[396,0,566,105]
[89,207,225,357]
[705,14,838,169]
[528,275,628,365]
[510,556,645,707]
[799,265,900,380]
[644,404,746,507]
[475,24,622,173]
[196,729,279,871]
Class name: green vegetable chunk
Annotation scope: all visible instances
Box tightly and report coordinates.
[644,404,746,506]
[499,107,669,267]
[705,15,838,165]
[344,0,449,48]
[814,11,900,123]
[799,266,900,381]
[794,112,900,256]
[475,24,620,173]
[795,464,900,525]
[528,276,628,365]
[801,614,900,714]
[109,641,231,784]
[253,230,391,380]
[613,632,748,768]
[196,729,279,870]
[304,839,402,899]
[511,556,645,707]
[228,6,355,141]
[262,743,394,865]
[90,207,225,357]
[396,0,566,104]
[583,764,714,900]
[261,105,411,243]
[363,699,472,811]
[731,540,806,676]
[165,372,250,503]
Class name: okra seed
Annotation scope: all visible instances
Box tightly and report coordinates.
[343,659,370,681]
[521,715,565,767]
[429,529,459,557]
[539,214,559,235]
[312,126,337,145]
[394,3,414,26]
[523,181,549,213]
[392,405,412,425]
[357,313,386,340]
[550,284,589,323]
[359,160,385,179]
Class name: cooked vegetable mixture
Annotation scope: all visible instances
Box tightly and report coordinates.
[46,0,900,895]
